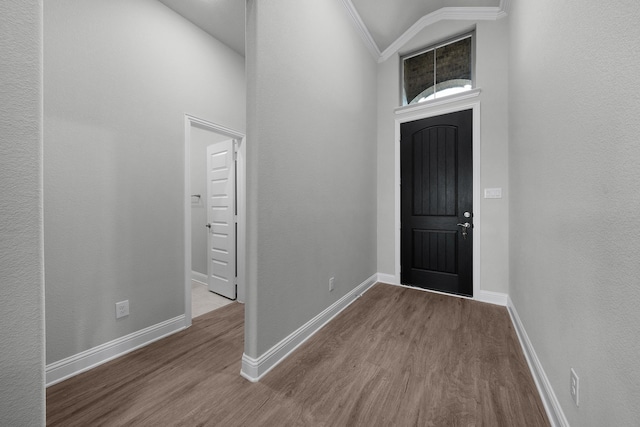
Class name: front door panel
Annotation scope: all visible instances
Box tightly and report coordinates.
[401,109,473,296]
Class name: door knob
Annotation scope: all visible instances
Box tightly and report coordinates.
[205,223,212,229]
[457,222,472,240]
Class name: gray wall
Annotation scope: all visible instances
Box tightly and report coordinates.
[44,0,245,364]
[245,0,378,357]
[377,19,510,294]
[509,0,640,425]
[0,0,45,424]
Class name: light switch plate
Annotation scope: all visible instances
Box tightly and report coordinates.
[484,188,502,199]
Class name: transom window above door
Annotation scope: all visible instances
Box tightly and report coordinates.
[401,32,474,105]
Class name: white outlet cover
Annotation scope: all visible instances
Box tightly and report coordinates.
[570,368,579,406]
[116,300,129,318]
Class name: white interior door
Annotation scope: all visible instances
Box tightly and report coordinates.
[206,140,236,299]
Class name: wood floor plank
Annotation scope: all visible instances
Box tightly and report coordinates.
[47,284,550,426]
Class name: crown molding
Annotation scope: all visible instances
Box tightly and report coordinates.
[379,4,509,62]
[339,0,381,59]
[340,0,511,63]
[499,0,512,16]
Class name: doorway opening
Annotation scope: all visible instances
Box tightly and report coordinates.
[184,114,246,325]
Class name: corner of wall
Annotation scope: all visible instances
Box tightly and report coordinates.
[240,274,377,382]
[0,0,45,424]
[507,296,568,427]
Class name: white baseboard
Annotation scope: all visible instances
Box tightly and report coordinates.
[46,315,187,387]
[476,290,508,306]
[376,273,398,285]
[378,275,507,307]
[240,273,378,382]
[507,297,568,427]
[191,270,207,285]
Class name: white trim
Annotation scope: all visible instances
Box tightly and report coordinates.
[507,297,569,427]
[191,270,207,285]
[476,290,508,306]
[395,88,481,115]
[184,117,193,325]
[382,281,507,308]
[46,315,186,387]
[184,114,246,322]
[387,282,473,300]
[394,101,482,302]
[376,273,397,285]
[235,129,247,304]
[339,1,510,63]
[379,7,504,62]
[499,0,511,16]
[240,273,378,382]
[339,0,381,59]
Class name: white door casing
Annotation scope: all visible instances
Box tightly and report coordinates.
[206,140,236,299]
[393,98,481,301]
[184,114,245,325]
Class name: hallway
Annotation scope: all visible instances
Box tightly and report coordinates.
[47,284,548,426]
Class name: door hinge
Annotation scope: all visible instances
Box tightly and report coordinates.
[233,140,239,161]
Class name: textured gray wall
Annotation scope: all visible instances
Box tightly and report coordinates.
[245,0,378,357]
[509,0,640,424]
[377,19,510,295]
[44,0,245,364]
[0,0,45,424]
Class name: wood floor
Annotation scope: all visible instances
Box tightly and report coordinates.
[47,284,550,426]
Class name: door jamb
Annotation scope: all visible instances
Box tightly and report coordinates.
[394,101,481,299]
[184,114,246,326]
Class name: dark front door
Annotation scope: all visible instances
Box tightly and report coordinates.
[401,109,473,297]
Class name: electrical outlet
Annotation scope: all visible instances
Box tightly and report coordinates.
[329,277,335,292]
[115,300,129,319]
[570,368,579,406]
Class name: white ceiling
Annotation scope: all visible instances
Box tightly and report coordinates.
[157,0,246,55]
[351,0,500,51]
[156,0,502,57]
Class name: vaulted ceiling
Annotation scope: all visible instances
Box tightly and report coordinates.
[157,0,246,55]
[350,0,500,52]
[156,0,505,58]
